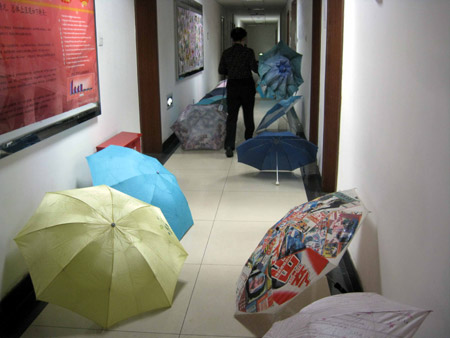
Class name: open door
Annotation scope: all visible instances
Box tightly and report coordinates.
[322,0,344,192]
[135,0,162,153]
[309,0,344,193]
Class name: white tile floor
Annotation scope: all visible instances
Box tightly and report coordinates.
[22,98,330,338]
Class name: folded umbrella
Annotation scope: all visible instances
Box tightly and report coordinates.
[237,131,317,184]
[236,190,368,325]
[86,145,193,239]
[14,185,188,328]
[171,104,227,150]
[255,96,302,134]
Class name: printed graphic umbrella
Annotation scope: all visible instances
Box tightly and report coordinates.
[258,41,303,100]
[264,293,430,338]
[237,131,317,184]
[236,190,368,324]
[86,145,193,239]
[171,104,227,150]
[256,96,302,134]
[14,185,188,328]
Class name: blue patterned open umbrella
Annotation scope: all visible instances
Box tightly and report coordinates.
[86,145,193,239]
[256,96,302,134]
[258,41,303,100]
[237,131,317,185]
[196,80,227,106]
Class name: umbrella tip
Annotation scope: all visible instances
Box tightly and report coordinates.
[111,223,116,227]
[156,171,160,174]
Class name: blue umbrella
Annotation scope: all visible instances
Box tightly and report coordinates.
[196,84,226,107]
[256,96,302,134]
[258,41,303,100]
[201,87,226,99]
[86,145,193,239]
[196,94,226,106]
[237,132,317,185]
[256,84,274,99]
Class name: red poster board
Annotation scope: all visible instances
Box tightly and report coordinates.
[0,0,100,156]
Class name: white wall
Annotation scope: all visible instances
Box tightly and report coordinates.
[317,0,327,172]
[295,0,312,139]
[222,8,234,50]
[280,0,312,139]
[157,0,222,143]
[339,1,450,336]
[0,0,141,298]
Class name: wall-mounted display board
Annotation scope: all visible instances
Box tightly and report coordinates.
[0,0,100,158]
[175,0,203,80]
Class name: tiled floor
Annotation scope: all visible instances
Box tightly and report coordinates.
[21,98,330,338]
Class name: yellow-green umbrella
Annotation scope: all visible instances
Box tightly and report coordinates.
[14,185,188,328]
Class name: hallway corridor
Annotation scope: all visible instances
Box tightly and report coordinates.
[21,98,330,338]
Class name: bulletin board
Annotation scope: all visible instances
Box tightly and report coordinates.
[0,0,100,158]
[175,0,204,79]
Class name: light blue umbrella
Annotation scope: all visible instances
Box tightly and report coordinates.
[86,145,193,239]
[196,84,226,107]
[258,41,303,100]
[237,131,317,185]
[256,96,302,134]
[196,95,224,105]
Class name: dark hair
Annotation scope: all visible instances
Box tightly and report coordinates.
[231,27,247,42]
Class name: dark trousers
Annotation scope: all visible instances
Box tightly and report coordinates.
[225,79,256,150]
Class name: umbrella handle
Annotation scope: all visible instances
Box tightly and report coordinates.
[275,151,280,185]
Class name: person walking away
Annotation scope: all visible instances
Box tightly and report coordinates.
[219,27,258,157]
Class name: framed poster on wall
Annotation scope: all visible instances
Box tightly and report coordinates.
[0,0,101,158]
[175,0,203,80]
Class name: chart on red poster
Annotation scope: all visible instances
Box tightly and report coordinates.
[0,0,99,137]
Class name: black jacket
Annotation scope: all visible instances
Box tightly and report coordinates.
[219,43,258,80]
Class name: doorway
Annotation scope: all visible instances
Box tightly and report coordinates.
[245,23,278,58]
[318,0,344,192]
[299,0,344,192]
[134,0,162,153]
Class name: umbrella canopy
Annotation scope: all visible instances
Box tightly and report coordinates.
[196,80,227,106]
[14,185,188,328]
[258,41,303,100]
[237,131,317,184]
[195,94,226,106]
[264,292,431,338]
[236,190,368,322]
[171,104,227,150]
[255,96,302,134]
[86,145,193,239]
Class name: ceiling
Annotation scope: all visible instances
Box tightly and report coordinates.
[215,0,287,11]
[215,0,287,24]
